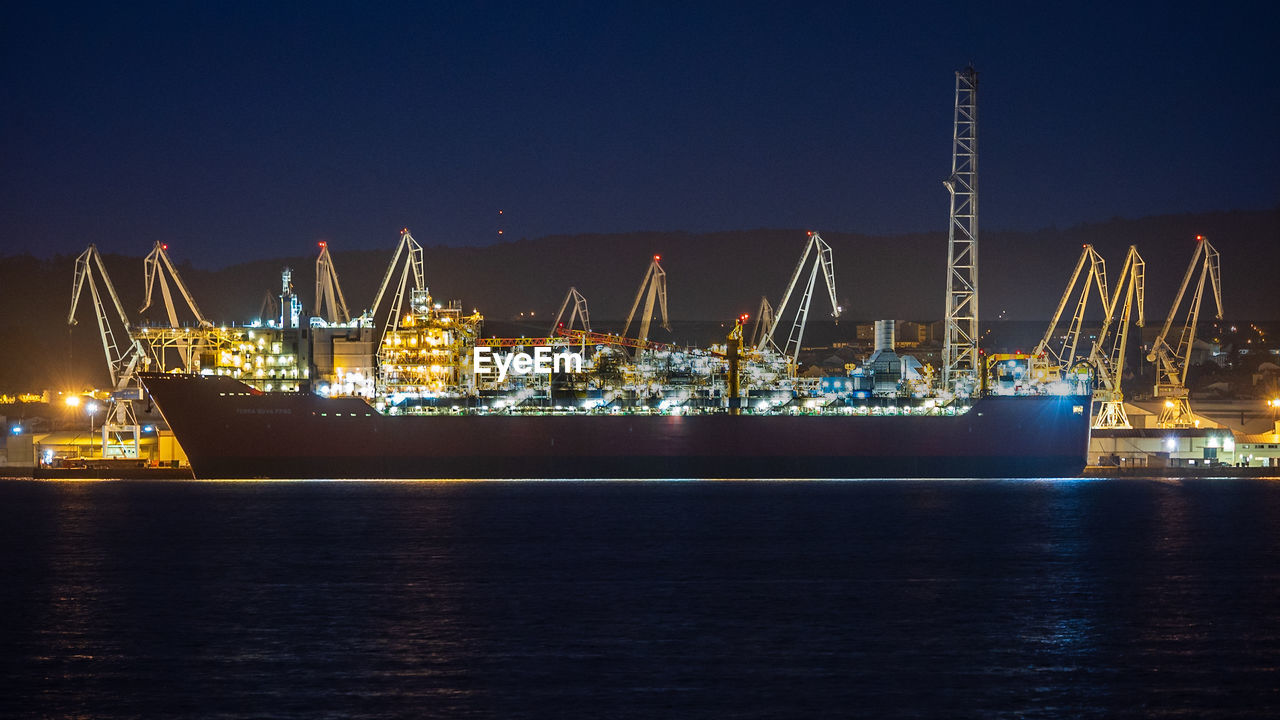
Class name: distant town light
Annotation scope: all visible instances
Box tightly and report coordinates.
[65,395,81,408]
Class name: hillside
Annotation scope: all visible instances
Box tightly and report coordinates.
[1,208,1276,392]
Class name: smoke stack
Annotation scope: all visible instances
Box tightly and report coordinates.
[874,320,895,353]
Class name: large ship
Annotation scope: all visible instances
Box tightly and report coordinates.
[140,372,1092,479]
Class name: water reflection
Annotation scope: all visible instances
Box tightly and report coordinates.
[1,479,1278,718]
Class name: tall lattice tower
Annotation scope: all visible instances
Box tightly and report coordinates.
[941,66,979,394]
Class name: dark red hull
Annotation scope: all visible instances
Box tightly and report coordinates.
[140,374,1092,479]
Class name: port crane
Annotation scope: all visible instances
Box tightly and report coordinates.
[550,286,591,335]
[1088,246,1145,429]
[139,241,212,370]
[314,241,351,324]
[748,296,776,353]
[1147,236,1222,428]
[68,245,151,457]
[621,255,670,351]
[369,228,426,341]
[257,290,279,326]
[141,242,211,328]
[755,231,840,374]
[1030,244,1109,385]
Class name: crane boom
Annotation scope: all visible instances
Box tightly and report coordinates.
[141,242,211,328]
[369,228,425,337]
[1146,236,1222,427]
[140,241,211,369]
[1031,245,1109,382]
[621,255,670,347]
[550,287,591,335]
[69,245,144,388]
[756,231,840,372]
[748,296,776,352]
[315,242,351,324]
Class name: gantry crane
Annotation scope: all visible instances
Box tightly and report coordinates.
[315,241,351,324]
[140,241,211,370]
[550,286,591,335]
[369,228,425,342]
[755,231,840,374]
[1030,244,1109,385]
[621,255,670,351]
[1147,236,1222,428]
[68,245,151,457]
[1089,246,1145,429]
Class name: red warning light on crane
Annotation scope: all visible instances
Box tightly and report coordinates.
[161,244,168,250]
[1195,235,1204,241]
[654,255,661,262]
[318,241,327,248]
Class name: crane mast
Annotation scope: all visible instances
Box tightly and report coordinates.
[621,255,670,349]
[942,67,980,395]
[756,231,840,373]
[1090,246,1145,429]
[1147,236,1222,428]
[315,241,351,324]
[1031,244,1109,384]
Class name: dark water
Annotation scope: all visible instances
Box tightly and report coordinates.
[2,479,1279,719]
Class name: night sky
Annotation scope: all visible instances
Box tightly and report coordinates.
[3,2,1277,265]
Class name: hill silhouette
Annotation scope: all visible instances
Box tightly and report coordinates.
[2,208,1277,392]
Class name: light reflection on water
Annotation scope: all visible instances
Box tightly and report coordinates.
[1,478,1278,718]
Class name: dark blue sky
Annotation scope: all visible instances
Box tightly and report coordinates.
[3,1,1277,265]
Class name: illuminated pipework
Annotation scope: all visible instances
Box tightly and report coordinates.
[378,292,482,398]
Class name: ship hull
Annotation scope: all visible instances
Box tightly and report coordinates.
[140,374,1092,480]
